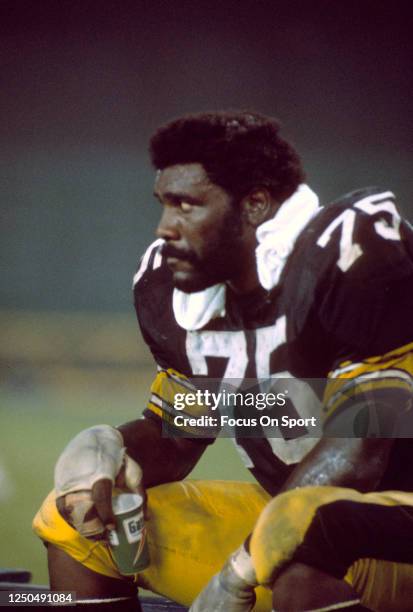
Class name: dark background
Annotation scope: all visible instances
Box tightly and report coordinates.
[2,0,412,312]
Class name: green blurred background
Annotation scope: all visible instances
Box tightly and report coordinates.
[1,0,412,584]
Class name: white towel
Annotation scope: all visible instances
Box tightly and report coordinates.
[172,283,226,331]
[255,184,320,290]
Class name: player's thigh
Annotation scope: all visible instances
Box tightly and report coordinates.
[139,479,271,608]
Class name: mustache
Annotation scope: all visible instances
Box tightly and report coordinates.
[162,243,198,264]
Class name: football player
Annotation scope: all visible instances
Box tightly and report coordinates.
[34,111,413,611]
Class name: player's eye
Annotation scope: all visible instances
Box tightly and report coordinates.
[180,201,194,212]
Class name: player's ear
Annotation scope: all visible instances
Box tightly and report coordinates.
[241,188,275,227]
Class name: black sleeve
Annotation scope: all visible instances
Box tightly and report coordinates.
[133,239,185,371]
[316,197,413,368]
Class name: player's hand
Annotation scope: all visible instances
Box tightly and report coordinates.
[54,425,143,538]
[189,545,257,612]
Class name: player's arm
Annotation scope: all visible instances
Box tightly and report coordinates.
[54,362,215,535]
[118,415,208,488]
[278,364,413,493]
[54,417,208,536]
[278,436,393,493]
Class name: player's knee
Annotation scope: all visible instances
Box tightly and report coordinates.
[47,544,136,598]
[250,486,358,585]
[250,487,328,585]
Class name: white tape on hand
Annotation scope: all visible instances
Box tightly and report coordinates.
[55,424,126,496]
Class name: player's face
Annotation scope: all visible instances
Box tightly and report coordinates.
[154,163,246,292]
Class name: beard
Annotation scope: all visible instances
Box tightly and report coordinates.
[163,207,245,293]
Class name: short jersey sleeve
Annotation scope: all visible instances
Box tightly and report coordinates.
[312,190,413,431]
[143,366,219,440]
[133,239,171,369]
[314,189,413,368]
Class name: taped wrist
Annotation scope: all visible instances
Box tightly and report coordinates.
[55,425,126,496]
[220,544,258,597]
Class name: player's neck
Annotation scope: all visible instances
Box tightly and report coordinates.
[227,250,260,294]
[226,215,272,294]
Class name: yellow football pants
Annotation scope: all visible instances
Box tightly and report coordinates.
[33,481,272,609]
[33,481,413,611]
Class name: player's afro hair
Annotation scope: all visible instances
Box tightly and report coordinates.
[149,110,305,204]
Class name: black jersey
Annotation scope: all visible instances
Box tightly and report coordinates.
[134,187,413,494]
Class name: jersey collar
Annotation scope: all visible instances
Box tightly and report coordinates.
[173,184,321,331]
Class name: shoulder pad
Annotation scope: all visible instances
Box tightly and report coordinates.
[312,188,401,275]
[329,186,395,208]
[133,238,165,288]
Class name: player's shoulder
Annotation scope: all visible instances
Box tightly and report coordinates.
[300,186,404,275]
[314,186,398,231]
[133,239,186,369]
[330,186,395,208]
[133,238,168,291]
[281,186,406,312]
[133,238,173,333]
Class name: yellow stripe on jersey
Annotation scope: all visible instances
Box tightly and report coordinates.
[147,367,196,418]
[146,367,219,437]
[328,341,413,379]
[323,342,413,426]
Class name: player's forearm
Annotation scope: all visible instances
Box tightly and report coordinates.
[117,417,207,488]
[279,437,394,493]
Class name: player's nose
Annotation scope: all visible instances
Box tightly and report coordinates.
[156,206,180,241]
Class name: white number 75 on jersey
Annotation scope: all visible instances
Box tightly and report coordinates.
[186,318,321,465]
[316,191,400,272]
